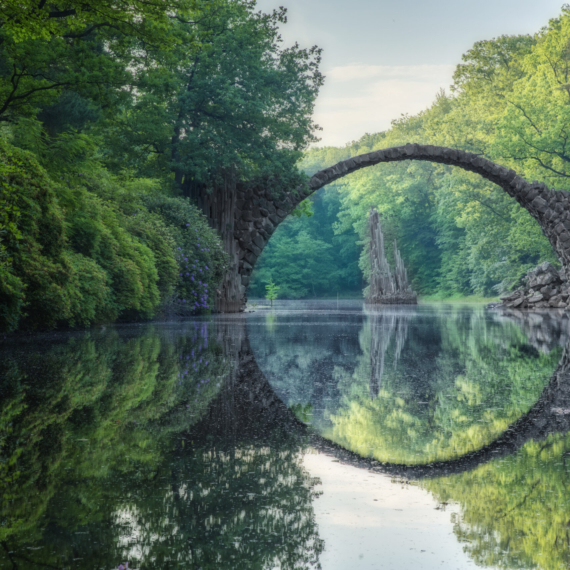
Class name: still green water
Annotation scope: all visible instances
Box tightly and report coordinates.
[1,302,569,569]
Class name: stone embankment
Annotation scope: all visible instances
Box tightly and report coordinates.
[496,262,570,310]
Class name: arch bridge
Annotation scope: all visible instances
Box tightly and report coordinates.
[221,144,570,311]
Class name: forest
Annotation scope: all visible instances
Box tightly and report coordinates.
[0,0,322,332]
[250,8,570,300]
[4,2,570,327]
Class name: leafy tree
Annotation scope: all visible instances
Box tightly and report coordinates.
[265,278,279,306]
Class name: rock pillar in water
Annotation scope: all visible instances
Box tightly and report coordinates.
[365,209,417,305]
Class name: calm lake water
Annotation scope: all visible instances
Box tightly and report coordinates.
[1,301,570,569]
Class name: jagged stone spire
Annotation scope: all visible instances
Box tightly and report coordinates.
[366,208,417,305]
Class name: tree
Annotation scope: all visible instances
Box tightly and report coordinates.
[265,278,279,307]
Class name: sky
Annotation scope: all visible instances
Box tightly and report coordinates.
[256,0,566,147]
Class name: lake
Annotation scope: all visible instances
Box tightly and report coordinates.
[1,301,569,569]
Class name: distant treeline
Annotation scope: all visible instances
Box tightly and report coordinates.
[253,8,570,299]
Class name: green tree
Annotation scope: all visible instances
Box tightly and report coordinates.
[265,278,279,306]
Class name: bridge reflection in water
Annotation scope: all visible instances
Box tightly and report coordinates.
[1,306,569,569]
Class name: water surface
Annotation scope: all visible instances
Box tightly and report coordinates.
[1,302,569,569]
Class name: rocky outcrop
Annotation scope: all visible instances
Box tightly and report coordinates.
[365,209,417,305]
[496,262,570,310]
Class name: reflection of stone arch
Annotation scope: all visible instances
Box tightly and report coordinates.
[229,144,569,311]
[195,316,570,480]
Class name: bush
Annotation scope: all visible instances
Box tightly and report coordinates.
[0,140,229,332]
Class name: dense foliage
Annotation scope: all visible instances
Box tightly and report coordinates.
[249,187,362,298]
[0,139,228,331]
[0,0,323,330]
[253,7,570,299]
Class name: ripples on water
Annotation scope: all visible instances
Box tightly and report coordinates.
[1,301,569,569]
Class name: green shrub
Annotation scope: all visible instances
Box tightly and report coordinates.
[142,194,229,312]
[0,139,230,332]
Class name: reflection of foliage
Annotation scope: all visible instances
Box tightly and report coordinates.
[0,324,323,570]
[423,432,570,570]
[291,403,314,424]
[0,322,226,545]
[325,307,559,464]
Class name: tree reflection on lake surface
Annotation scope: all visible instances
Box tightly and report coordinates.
[2,302,570,569]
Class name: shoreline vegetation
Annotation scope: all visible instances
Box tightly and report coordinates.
[3,2,570,331]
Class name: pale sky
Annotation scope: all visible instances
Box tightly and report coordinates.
[256,0,566,146]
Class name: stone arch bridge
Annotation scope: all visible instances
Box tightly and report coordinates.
[217,144,570,311]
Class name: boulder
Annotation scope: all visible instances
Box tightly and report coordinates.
[493,261,567,311]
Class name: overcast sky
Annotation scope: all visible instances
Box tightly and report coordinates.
[256,0,566,147]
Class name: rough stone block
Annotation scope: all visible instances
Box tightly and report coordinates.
[241,211,254,222]
[241,275,250,287]
[253,234,265,249]
[235,219,249,231]
[531,196,548,213]
[248,243,261,256]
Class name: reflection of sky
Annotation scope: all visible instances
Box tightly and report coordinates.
[303,452,485,570]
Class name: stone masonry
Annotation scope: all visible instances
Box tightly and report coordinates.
[230,144,570,310]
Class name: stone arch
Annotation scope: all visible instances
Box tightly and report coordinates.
[231,144,570,310]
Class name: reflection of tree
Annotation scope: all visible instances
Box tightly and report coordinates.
[326,306,560,464]
[0,320,323,570]
[423,431,570,570]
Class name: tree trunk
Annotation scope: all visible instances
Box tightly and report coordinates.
[184,175,246,313]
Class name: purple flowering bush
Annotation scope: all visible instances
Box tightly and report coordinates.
[142,195,229,314]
